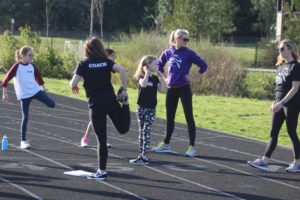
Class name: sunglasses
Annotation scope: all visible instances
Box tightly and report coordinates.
[182,38,190,42]
[278,47,285,52]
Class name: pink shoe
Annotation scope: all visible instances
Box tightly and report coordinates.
[81,136,89,147]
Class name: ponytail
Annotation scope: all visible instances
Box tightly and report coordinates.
[15,49,21,62]
[168,31,176,46]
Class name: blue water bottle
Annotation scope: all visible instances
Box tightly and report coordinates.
[1,135,8,151]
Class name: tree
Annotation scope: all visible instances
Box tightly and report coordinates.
[45,0,57,37]
[251,0,277,37]
[94,0,105,39]
[157,0,237,41]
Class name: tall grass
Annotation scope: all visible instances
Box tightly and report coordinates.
[111,31,245,96]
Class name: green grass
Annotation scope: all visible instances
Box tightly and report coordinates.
[243,71,275,99]
[1,75,294,148]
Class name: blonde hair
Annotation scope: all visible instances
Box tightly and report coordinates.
[15,46,33,62]
[134,55,157,80]
[169,29,189,46]
[277,39,300,65]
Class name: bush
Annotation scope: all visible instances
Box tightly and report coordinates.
[114,32,246,97]
[35,47,70,79]
[0,31,19,71]
[18,26,41,52]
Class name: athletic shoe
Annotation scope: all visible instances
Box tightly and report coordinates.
[152,141,171,153]
[80,136,89,147]
[247,158,269,171]
[107,143,112,148]
[129,156,149,165]
[116,87,128,104]
[87,169,107,180]
[20,140,31,149]
[185,145,197,157]
[285,162,300,173]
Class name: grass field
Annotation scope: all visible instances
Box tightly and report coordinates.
[1,73,296,147]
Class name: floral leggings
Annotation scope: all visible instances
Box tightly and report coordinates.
[136,106,156,159]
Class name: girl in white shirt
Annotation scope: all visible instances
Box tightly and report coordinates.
[1,46,55,149]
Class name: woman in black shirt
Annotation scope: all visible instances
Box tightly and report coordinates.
[248,39,300,172]
[70,37,130,180]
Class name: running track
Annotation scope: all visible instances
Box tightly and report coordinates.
[0,87,299,200]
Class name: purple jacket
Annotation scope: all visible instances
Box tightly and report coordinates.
[158,46,207,87]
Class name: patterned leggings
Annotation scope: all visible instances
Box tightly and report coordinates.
[136,106,156,159]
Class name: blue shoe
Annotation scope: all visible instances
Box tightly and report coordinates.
[185,145,197,157]
[248,158,269,171]
[129,156,149,165]
[152,141,171,153]
[87,169,107,180]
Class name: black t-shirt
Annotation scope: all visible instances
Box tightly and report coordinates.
[137,75,160,109]
[74,58,115,98]
[275,60,300,108]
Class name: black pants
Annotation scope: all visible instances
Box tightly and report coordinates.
[264,106,300,160]
[89,96,130,170]
[164,84,196,146]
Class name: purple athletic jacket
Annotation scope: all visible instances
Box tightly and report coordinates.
[157,46,208,87]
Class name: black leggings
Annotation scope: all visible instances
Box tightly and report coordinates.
[89,96,130,170]
[264,107,300,160]
[164,84,196,146]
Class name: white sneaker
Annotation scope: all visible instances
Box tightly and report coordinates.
[185,145,197,157]
[248,158,269,171]
[285,162,300,172]
[20,141,31,149]
[152,141,171,153]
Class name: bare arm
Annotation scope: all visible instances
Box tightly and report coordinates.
[2,87,8,103]
[157,76,166,93]
[113,64,128,90]
[113,64,128,99]
[272,81,300,112]
[139,67,151,88]
[70,74,81,94]
[189,71,202,82]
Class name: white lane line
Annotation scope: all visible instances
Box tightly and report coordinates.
[0,98,291,149]
[5,144,148,200]
[1,97,297,190]
[0,111,291,165]
[0,177,43,200]
[0,113,295,190]
[0,125,245,200]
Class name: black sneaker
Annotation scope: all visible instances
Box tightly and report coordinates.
[116,87,128,104]
[129,156,149,165]
[87,170,107,180]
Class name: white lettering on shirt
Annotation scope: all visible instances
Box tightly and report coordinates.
[88,62,108,68]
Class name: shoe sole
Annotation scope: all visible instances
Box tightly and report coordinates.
[285,168,300,172]
[152,149,172,153]
[247,161,270,171]
[185,154,197,157]
[129,162,149,165]
[87,177,107,180]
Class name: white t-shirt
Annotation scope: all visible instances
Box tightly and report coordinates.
[13,63,41,100]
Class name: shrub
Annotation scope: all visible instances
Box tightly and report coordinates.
[35,47,69,79]
[0,26,42,71]
[18,26,41,52]
[114,32,246,97]
[0,31,19,71]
